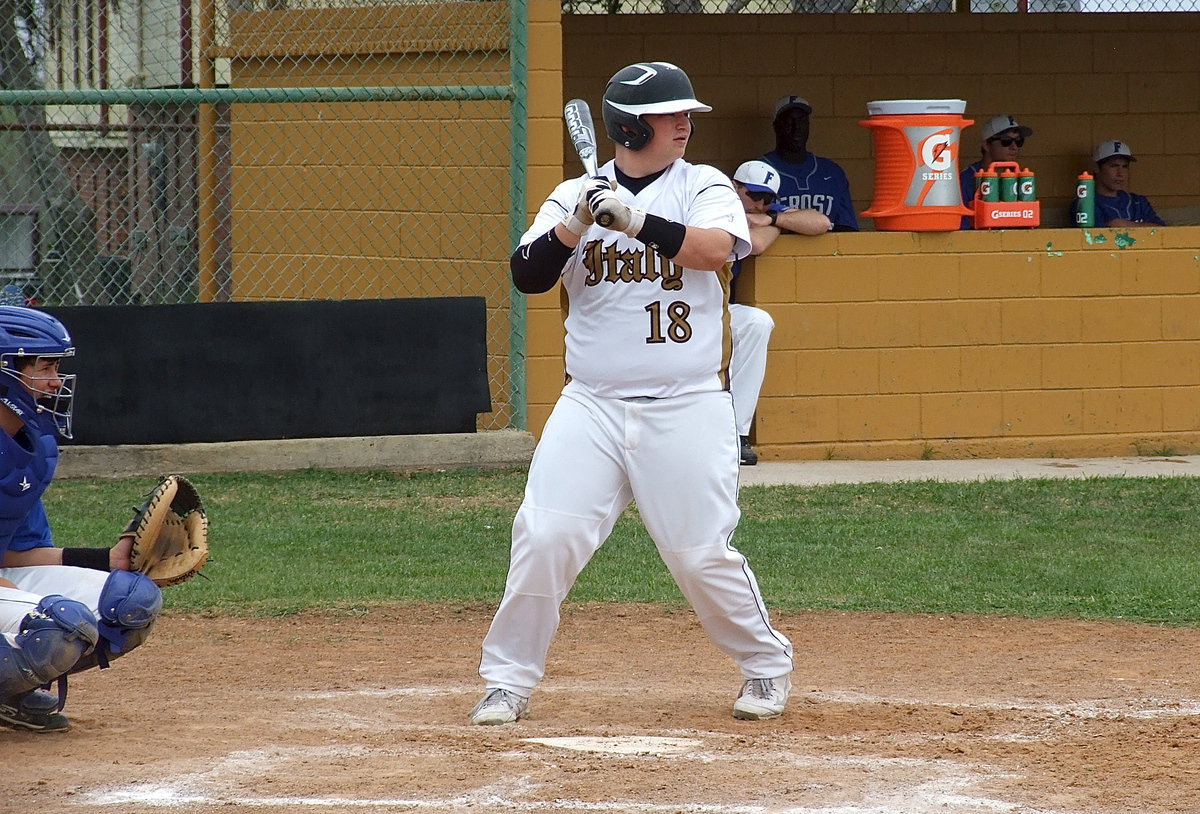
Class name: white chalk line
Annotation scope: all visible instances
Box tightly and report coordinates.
[294,683,1200,721]
[805,688,1200,720]
[80,741,1075,814]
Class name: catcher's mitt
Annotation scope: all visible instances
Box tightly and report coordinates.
[124,475,209,587]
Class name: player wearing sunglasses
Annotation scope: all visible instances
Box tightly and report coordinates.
[959,114,1034,229]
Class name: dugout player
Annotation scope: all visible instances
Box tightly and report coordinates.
[759,95,858,232]
[0,306,162,732]
[729,160,832,466]
[959,114,1033,229]
[472,61,794,726]
[1071,140,1165,228]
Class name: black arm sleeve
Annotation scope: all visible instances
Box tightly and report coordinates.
[510,228,576,294]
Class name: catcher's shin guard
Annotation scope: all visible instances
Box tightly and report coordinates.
[0,595,98,700]
[96,570,162,654]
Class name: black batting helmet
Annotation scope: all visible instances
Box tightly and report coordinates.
[601,61,711,151]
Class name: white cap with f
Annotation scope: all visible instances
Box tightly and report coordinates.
[733,160,781,195]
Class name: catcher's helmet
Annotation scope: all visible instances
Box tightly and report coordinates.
[602,61,711,151]
[0,305,76,438]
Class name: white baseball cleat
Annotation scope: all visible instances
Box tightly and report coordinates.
[470,688,530,725]
[732,675,791,720]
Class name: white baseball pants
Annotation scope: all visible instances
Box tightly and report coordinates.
[479,381,793,697]
[0,565,109,635]
[729,304,774,437]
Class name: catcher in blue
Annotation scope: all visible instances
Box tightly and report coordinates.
[473,61,794,725]
[0,306,162,733]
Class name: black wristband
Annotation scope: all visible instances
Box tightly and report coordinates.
[633,213,687,259]
[61,546,111,571]
[768,210,778,226]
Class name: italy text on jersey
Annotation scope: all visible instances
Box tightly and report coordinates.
[581,240,684,290]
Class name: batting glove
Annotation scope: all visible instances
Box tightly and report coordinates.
[563,177,614,236]
[588,189,646,238]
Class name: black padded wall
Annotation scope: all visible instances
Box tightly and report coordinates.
[47,298,491,445]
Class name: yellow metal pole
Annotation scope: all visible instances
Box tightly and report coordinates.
[197,0,219,302]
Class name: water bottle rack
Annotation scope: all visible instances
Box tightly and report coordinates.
[969,161,1040,230]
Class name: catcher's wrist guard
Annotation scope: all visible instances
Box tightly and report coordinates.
[61,547,111,572]
[125,475,210,587]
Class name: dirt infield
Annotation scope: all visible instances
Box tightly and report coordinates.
[4,603,1198,814]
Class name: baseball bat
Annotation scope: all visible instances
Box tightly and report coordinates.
[564,98,599,178]
[563,98,616,227]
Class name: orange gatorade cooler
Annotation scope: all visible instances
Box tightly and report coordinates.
[860,99,973,231]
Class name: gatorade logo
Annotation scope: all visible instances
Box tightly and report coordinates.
[919,129,957,172]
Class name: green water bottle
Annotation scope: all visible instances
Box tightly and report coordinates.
[979,168,999,202]
[1018,168,1037,202]
[999,168,1019,202]
[1075,171,1095,227]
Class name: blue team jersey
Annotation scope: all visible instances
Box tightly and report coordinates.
[1072,191,1165,227]
[759,150,859,231]
[0,389,59,556]
[959,160,984,230]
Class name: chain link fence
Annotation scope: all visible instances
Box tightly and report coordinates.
[568,0,1197,12]
[0,0,526,430]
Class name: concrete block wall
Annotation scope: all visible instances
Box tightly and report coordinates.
[737,224,1200,460]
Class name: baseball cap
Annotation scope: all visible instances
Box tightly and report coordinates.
[981,114,1033,141]
[1094,139,1137,164]
[773,95,813,119]
[733,160,781,195]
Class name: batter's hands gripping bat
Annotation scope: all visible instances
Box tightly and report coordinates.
[564,99,616,228]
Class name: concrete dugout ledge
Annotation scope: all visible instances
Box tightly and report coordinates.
[56,430,537,480]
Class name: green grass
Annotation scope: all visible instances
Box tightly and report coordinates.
[44,468,1200,625]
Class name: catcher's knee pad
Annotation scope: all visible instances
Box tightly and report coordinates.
[0,595,98,699]
[96,570,162,654]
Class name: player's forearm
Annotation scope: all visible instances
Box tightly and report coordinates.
[775,208,832,236]
[747,225,781,256]
[1,547,64,568]
[510,229,574,294]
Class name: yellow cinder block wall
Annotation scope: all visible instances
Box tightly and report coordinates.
[737,225,1200,460]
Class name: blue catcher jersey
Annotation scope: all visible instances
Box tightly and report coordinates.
[759,150,858,231]
[0,383,60,554]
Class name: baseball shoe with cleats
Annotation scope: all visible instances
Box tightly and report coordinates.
[0,690,70,733]
[739,436,758,466]
[732,675,790,720]
[470,688,529,725]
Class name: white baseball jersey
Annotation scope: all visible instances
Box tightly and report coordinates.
[520,158,751,399]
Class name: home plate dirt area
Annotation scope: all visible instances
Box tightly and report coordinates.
[4,603,1198,814]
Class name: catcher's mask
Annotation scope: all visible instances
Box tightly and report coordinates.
[602,61,711,151]
[0,305,76,439]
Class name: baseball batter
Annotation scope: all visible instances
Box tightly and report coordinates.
[471,61,793,726]
[0,306,162,732]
